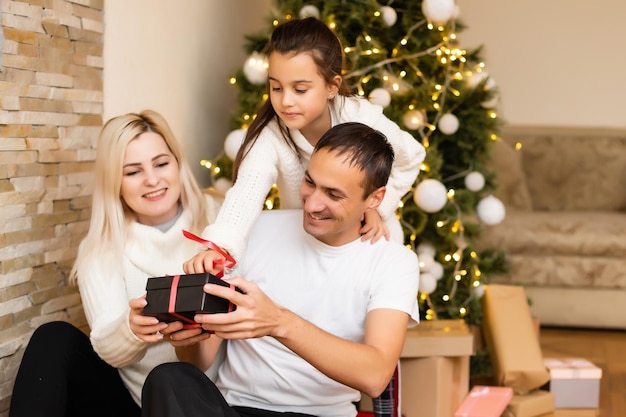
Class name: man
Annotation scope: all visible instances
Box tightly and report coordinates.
[142,122,420,417]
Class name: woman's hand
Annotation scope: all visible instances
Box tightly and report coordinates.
[129,295,168,343]
[359,208,390,243]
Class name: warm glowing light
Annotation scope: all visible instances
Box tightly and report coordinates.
[442,294,450,301]
[229,77,237,85]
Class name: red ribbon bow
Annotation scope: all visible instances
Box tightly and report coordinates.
[166,231,237,330]
[182,230,236,278]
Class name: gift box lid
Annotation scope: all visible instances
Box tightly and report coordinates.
[402,319,473,358]
[454,385,513,417]
[544,358,602,379]
[146,273,221,290]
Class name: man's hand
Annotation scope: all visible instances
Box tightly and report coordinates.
[193,277,286,339]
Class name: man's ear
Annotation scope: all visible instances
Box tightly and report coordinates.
[367,186,386,210]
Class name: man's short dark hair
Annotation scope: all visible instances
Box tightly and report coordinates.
[314,122,395,198]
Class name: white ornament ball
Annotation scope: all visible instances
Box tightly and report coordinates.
[464,171,485,192]
[483,76,496,91]
[369,88,392,108]
[299,5,320,19]
[481,96,499,109]
[243,52,268,85]
[213,177,233,194]
[419,272,438,295]
[438,113,459,135]
[224,129,247,160]
[402,110,426,130]
[476,195,506,225]
[422,0,456,25]
[417,242,436,258]
[429,261,445,281]
[472,283,485,299]
[468,71,488,89]
[380,6,398,26]
[419,254,435,272]
[414,179,448,213]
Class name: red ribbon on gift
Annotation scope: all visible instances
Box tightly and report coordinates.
[168,274,202,329]
[182,230,236,278]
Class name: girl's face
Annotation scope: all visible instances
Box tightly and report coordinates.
[268,51,340,145]
[120,132,181,225]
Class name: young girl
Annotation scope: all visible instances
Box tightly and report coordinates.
[9,110,220,417]
[184,17,425,274]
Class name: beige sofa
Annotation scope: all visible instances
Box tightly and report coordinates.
[477,126,626,330]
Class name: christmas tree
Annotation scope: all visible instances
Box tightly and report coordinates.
[202,0,509,378]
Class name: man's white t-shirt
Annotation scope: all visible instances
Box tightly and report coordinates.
[216,210,420,417]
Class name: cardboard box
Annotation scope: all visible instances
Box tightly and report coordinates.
[543,358,602,409]
[143,273,239,326]
[360,320,473,417]
[482,285,551,393]
[454,385,513,417]
[403,320,474,417]
[507,390,555,417]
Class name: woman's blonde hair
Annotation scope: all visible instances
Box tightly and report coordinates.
[70,110,209,284]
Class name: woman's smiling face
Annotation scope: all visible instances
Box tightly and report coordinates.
[120,131,181,225]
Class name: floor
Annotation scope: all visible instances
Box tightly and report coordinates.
[539,326,626,417]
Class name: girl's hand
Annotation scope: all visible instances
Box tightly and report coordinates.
[129,295,168,343]
[183,249,226,275]
[360,208,390,243]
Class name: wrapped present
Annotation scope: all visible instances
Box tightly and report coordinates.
[506,389,555,417]
[402,320,474,417]
[360,320,473,417]
[454,385,513,417]
[482,285,551,393]
[543,358,602,409]
[143,273,239,328]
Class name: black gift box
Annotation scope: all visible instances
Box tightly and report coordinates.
[143,273,238,324]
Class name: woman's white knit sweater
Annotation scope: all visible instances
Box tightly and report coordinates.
[202,95,426,260]
[77,195,219,405]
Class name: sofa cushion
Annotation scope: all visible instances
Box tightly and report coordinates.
[478,211,626,257]
[503,130,626,211]
[488,139,533,211]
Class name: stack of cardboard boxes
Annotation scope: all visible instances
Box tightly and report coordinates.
[455,284,602,417]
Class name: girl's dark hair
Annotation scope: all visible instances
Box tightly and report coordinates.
[233,17,353,180]
[315,122,394,199]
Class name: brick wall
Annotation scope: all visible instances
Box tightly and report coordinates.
[0,0,103,413]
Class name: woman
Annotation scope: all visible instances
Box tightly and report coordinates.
[9,110,220,417]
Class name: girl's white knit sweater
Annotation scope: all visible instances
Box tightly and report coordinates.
[202,95,426,260]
